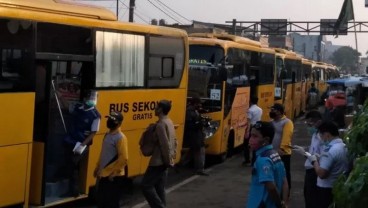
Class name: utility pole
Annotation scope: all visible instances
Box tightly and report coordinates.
[116,0,119,20]
[129,0,135,22]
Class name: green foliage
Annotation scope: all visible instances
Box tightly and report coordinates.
[345,99,368,158]
[333,100,368,208]
[333,156,368,208]
[330,46,361,72]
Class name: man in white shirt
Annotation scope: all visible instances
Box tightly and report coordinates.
[243,96,263,165]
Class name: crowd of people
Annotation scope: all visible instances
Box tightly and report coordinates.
[61,84,350,208]
[243,85,350,208]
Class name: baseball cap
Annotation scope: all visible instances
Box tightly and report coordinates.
[106,111,124,122]
[270,103,285,113]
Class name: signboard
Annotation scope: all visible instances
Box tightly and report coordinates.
[320,19,348,35]
[261,19,288,35]
[210,89,221,101]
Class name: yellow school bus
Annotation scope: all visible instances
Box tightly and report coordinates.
[301,59,314,112]
[188,33,276,161]
[0,0,188,207]
[205,33,276,121]
[274,49,302,119]
[313,62,328,94]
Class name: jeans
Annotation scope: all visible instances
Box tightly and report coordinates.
[141,165,168,208]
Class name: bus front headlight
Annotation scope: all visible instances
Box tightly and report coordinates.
[203,120,220,140]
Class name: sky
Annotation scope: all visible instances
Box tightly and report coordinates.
[78,0,368,56]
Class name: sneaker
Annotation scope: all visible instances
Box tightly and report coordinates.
[196,171,209,176]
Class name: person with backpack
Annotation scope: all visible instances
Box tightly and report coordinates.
[94,111,128,208]
[141,100,177,208]
[246,121,289,208]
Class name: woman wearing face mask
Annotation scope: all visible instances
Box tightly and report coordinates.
[94,111,128,208]
[293,110,323,208]
[247,121,289,208]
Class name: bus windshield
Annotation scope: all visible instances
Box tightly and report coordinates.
[188,65,223,113]
[189,45,225,65]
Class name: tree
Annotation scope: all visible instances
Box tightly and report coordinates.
[330,46,361,73]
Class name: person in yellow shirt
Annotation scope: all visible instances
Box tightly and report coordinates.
[269,103,294,191]
[94,111,128,208]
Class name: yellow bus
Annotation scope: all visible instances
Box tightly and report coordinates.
[301,58,314,112]
[274,49,302,119]
[0,0,188,207]
[187,33,275,161]
[313,62,328,94]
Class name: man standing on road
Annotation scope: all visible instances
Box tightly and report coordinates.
[293,110,323,208]
[269,103,294,191]
[243,96,263,165]
[141,100,177,208]
[94,111,128,208]
[247,121,289,208]
[307,121,349,208]
[183,96,209,176]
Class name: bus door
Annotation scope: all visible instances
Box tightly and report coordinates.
[32,59,94,205]
[30,22,94,206]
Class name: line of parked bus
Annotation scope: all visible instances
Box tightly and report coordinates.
[0,1,338,207]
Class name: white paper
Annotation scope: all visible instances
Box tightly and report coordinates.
[73,142,86,155]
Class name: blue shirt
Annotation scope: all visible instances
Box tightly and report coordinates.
[246,145,286,208]
[317,138,348,188]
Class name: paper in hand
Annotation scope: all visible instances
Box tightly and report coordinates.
[73,142,86,155]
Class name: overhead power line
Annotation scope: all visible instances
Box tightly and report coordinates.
[153,0,191,24]
[146,0,183,24]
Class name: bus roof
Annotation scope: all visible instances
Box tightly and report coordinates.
[302,59,313,65]
[0,0,187,38]
[189,36,274,54]
[189,33,262,48]
[0,0,117,20]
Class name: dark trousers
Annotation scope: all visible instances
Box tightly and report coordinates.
[141,165,168,208]
[193,147,205,172]
[304,168,318,208]
[243,139,251,163]
[281,155,291,190]
[97,176,125,208]
[317,187,333,208]
[64,143,89,195]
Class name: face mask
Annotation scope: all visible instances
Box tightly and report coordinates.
[85,100,96,107]
[321,140,330,146]
[269,112,277,119]
[307,127,317,136]
[107,119,118,129]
